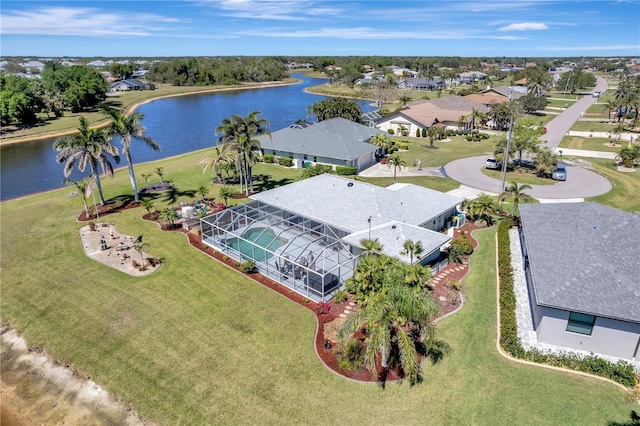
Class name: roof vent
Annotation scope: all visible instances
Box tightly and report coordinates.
[391,225,397,229]
[347,182,354,187]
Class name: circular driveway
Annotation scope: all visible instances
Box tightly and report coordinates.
[444,156,612,199]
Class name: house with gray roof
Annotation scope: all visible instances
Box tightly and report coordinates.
[518,202,640,362]
[258,117,384,172]
[201,174,462,301]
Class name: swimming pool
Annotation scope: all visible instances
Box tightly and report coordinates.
[225,227,287,262]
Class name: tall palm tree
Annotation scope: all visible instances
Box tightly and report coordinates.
[133,241,150,267]
[401,240,424,265]
[218,186,234,207]
[499,181,533,216]
[215,111,271,195]
[102,107,159,202]
[54,117,120,205]
[601,99,618,123]
[360,238,382,257]
[470,107,485,131]
[200,144,233,183]
[386,155,406,183]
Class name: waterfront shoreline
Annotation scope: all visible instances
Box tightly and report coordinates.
[0,79,300,146]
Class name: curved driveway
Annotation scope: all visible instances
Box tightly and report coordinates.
[444,76,612,200]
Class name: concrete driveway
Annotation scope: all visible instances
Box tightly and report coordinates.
[444,156,612,199]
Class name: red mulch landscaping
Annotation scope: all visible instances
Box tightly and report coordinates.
[99,202,485,383]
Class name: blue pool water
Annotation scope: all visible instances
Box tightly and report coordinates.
[226,227,286,262]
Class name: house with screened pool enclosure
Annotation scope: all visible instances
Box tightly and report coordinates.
[200,175,464,302]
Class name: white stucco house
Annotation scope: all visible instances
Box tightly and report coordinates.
[258,117,384,172]
[200,174,463,301]
[518,203,640,365]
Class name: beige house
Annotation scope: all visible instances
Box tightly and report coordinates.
[376,95,488,134]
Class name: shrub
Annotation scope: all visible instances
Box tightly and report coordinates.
[421,128,427,137]
[448,236,474,263]
[415,129,421,137]
[240,259,257,273]
[276,157,293,167]
[88,222,96,231]
[335,166,357,176]
[316,302,330,314]
[263,154,274,163]
[332,289,348,304]
[335,339,365,371]
[387,128,394,135]
[222,255,229,261]
[394,141,409,151]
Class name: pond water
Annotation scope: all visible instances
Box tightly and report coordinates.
[0,74,375,201]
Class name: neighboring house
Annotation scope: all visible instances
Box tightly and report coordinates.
[458,71,487,83]
[518,203,640,363]
[201,174,462,301]
[20,60,45,72]
[87,60,106,67]
[258,117,383,172]
[464,92,510,106]
[355,72,386,85]
[392,68,419,77]
[361,111,382,127]
[132,70,149,78]
[480,86,528,100]
[397,78,444,91]
[109,79,154,91]
[376,95,489,134]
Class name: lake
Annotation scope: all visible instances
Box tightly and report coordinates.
[0,74,375,200]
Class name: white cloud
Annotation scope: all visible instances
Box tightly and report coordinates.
[0,6,186,36]
[498,22,548,31]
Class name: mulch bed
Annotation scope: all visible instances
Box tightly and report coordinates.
[101,202,484,383]
[77,199,140,222]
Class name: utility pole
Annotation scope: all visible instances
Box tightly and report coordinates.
[499,96,514,202]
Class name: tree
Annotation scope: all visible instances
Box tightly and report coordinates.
[215,111,271,195]
[109,63,134,80]
[102,107,160,202]
[488,101,511,130]
[219,186,234,207]
[401,240,424,265]
[499,181,533,216]
[470,107,485,130]
[360,238,382,257]
[140,198,155,215]
[519,94,548,114]
[534,147,559,177]
[197,184,209,201]
[200,144,233,182]
[465,194,497,225]
[386,155,406,183]
[511,119,545,162]
[159,207,178,227]
[616,144,640,168]
[601,99,618,123]
[133,240,150,267]
[338,283,447,385]
[154,167,165,182]
[426,126,440,147]
[309,98,362,123]
[607,123,625,143]
[63,177,91,217]
[53,117,120,205]
[370,133,393,154]
[399,94,413,107]
[526,72,550,97]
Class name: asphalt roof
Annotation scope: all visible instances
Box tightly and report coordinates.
[251,174,463,234]
[519,202,640,323]
[258,117,382,161]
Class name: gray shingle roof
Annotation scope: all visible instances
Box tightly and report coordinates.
[519,202,640,323]
[251,175,462,234]
[258,117,382,161]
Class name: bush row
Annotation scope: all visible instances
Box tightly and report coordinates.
[496,218,636,387]
[335,166,357,176]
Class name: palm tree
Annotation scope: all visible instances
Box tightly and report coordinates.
[63,177,91,217]
[154,166,165,182]
[467,194,497,225]
[534,147,559,178]
[159,207,178,227]
[54,117,120,205]
[360,238,382,257]
[399,94,412,107]
[426,126,439,147]
[499,181,533,216]
[526,72,549,97]
[200,144,233,183]
[338,284,446,385]
[370,133,393,153]
[404,264,431,290]
[197,185,209,202]
[607,122,625,143]
[218,186,234,207]
[401,240,424,265]
[215,111,271,195]
[470,107,485,131]
[140,198,155,215]
[616,144,640,168]
[601,99,618,123]
[102,107,160,202]
[386,155,406,183]
[133,240,150,267]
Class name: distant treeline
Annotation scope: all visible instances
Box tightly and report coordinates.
[148,57,289,86]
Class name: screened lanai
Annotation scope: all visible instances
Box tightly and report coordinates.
[200,200,359,302]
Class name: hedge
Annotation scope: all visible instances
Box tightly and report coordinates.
[275,157,293,167]
[393,141,409,151]
[263,154,274,163]
[335,166,357,176]
[496,218,636,387]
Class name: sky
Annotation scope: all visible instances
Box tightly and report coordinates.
[1,0,639,58]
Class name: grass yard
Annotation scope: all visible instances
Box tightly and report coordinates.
[585,157,640,212]
[570,120,615,133]
[390,135,498,167]
[545,98,576,108]
[481,168,554,186]
[558,136,627,151]
[1,145,637,424]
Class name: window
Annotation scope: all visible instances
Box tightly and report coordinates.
[566,312,596,335]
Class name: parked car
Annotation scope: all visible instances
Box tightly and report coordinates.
[485,157,501,170]
[592,91,601,98]
[552,163,567,181]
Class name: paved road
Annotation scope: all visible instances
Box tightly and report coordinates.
[443,76,613,200]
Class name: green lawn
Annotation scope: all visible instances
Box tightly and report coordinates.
[558,136,626,151]
[585,158,640,212]
[481,168,554,186]
[1,147,635,424]
[545,98,576,108]
[570,120,615,133]
[390,135,499,167]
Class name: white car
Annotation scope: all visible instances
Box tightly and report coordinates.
[485,157,501,170]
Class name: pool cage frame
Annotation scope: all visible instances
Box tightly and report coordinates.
[200,200,359,302]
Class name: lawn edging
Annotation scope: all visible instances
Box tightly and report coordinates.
[493,220,639,399]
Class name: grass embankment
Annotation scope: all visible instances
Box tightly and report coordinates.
[1,145,636,424]
[0,78,299,142]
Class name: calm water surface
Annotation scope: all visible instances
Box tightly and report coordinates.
[0,74,374,200]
